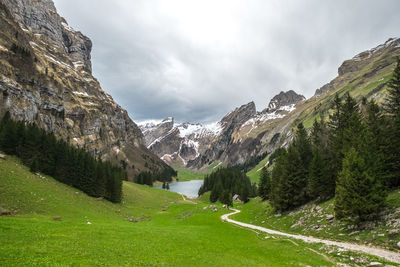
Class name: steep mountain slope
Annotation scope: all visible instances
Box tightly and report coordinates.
[141,38,400,173]
[139,117,222,168]
[141,94,305,169]
[0,0,172,179]
[244,37,400,181]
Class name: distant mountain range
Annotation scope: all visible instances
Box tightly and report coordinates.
[140,37,400,171]
[1,0,399,177]
[139,89,305,169]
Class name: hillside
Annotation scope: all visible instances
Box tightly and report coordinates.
[233,193,400,253]
[0,0,172,180]
[140,38,400,174]
[0,154,368,266]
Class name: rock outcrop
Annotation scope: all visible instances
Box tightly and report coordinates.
[0,0,172,179]
[139,119,222,168]
[315,38,400,96]
[265,90,305,113]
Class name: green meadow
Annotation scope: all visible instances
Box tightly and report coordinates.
[0,155,391,266]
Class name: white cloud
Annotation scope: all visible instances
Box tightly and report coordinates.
[53,0,400,123]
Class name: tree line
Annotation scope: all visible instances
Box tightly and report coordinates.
[133,167,177,187]
[0,113,125,203]
[198,167,256,206]
[259,58,400,223]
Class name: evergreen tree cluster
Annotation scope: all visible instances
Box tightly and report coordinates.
[134,166,177,187]
[0,113,125,203]
[135,171,153,186]
[133,155,177,186]
[198,167,255,205]
[259,58,400,222]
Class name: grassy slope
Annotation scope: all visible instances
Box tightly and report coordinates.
[246,154,271,183]
[245,57,398,183]
[233,193,400,253]
[0,155,338,266]
[176,168,205,181]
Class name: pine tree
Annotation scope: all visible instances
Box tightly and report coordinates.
[273,123,312,210]
[219,189,233,206]
[308,119,334,200]
[258,168,271,200]
[385,57,400,115]
[383,57,400,187]
[334,147,386,223]
[210,179,223,203]
[270,148,290,211]
[308,148,326,200]
[30,157,39,173]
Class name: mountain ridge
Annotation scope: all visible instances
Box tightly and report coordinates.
[0,0,172,180]
[141,37,400,172]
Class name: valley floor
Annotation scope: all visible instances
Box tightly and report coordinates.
[0,155,398,266]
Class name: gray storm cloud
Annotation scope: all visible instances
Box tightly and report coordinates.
[53,0,400,123]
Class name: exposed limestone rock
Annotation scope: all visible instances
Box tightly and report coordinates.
[315,37,400,96]
[0,0,171,179]
[265,90,305,113]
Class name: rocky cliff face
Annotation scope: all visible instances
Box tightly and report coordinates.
[140,95,304,170]
[0,0,171,179]
[139,118,222,168]
[315,38,400,96]
[143,37,400,172]
[265,90,305,112]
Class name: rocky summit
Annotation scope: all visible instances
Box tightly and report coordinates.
[0,0,171,179]
[265,90,305,113]
[140,38,400,172]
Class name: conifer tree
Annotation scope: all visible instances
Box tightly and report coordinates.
[271,123,312,211]
[334,147,386,223]
[30,157,39,173]
[219,189,233,206]
[383,57,400,187]
[258,168,271,200]
[308,119,333,200]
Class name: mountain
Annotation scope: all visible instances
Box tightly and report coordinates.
[0,0,172,179]
[140,93,304,169]
[141,38,400,172]
[138,117,223,168]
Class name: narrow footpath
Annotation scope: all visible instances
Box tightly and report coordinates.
[221,209,400,264]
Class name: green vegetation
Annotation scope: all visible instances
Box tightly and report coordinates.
[233,192,400,252]
[134,164,177,186]
[199,168,255,204]
[260,63,400,221]
[0,112,125,202]
[0,155,338,266]
[176,168,205,181]
[246,154,270,183]
[232,152,268,173]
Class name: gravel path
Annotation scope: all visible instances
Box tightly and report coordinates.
[221,209,400,264]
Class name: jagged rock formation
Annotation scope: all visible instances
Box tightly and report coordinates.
[142,38,400,172]
[315,38,400,96]
[265,90,305,112]
[139,118,222,168]
[140,97,303,169]
[0,0,172,179]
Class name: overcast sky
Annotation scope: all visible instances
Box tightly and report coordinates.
[53,0,400,124]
